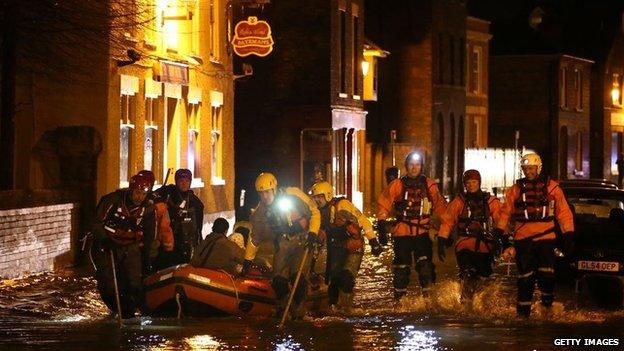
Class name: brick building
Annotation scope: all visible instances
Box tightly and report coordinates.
[364,0,469,205]
[490,55,592,179]
[465,16,491,148]
[2,1,235,237]
[234,0,368,214]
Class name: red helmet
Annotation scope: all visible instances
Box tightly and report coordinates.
[462,169,481,184]
[175,168,193,182]
[130,171,155,192]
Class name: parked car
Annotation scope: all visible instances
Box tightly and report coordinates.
[559,178,618,190]
[562,187,624,307]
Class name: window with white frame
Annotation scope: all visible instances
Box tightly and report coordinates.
[574,68,583,110]
[144,97,158,174]
[187,86,202,185]
[560,67,568,108]
[470,46,481,94]
[210,90,224,185]
[120,75,138,187]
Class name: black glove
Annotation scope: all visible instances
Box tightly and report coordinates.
[492,228,510,248]
[562,232,575,257]
[437,237,447,262]
[376,220,389,246]
[307,232,320,247]
[369,238,383,257]
[394,200,408,212]
[242,259,254,275]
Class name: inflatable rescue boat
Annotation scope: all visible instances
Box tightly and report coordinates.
[143,264,327,317]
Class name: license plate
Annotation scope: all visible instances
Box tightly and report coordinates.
[578,260,620,272]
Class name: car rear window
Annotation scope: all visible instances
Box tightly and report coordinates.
[567,197,624,218]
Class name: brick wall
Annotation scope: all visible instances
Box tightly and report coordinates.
[0,203,77,279]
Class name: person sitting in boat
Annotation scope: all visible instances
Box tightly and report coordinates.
[191,218,245,276]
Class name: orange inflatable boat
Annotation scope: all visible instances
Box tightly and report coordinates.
[143,264,327,317]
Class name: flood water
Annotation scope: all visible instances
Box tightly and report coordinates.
[1,248,623,350]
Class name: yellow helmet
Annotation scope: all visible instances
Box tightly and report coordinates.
[255,172,277,192]
[521,153,542,174]
[310,181,333,202]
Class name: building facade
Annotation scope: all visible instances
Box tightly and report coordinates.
[363,0,469,207]
[7,0,235,233]
[465,16,491,148]
[234,0,367,214]
[489,55,592,179]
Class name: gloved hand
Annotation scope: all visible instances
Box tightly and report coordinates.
[369,238,383,257]
[376,220,389,246]
[242,259,254,275]
[306,232,320,247]
[562,232,575,257]
[437,236,447,262]
[492,228,510,248]
[394,200,409,213]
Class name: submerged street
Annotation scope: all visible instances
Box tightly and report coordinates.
[1,247,622,351]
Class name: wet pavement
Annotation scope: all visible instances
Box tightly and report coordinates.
[1,247,623,350]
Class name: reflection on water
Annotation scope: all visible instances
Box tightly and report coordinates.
[397,327,439,351]
[1,247,624,350]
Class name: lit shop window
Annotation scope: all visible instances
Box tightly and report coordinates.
[187,86,203,188]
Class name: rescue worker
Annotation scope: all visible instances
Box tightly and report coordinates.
[134,170,175,274]
[377,151,447,300]
[154,168,204,264]
[91,172,163,318]
[310,181,383,313]
[438,169,503,301]
[243,172,321,319]
[191,218,245,275]
[494,153,574,318]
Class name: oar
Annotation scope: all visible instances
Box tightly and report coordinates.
[110,249,124,327]
[278,246,309,329]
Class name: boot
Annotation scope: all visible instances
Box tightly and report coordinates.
[338,292,354,314]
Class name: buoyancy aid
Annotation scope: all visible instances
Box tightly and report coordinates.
[513,176,555,222]
[457,191,495,251]
[102,190,147,246]
[320,197,364,254]
[394,175,432,229]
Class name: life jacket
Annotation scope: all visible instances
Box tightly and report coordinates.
[457,191,491,237]
[266,189,311,236]
[513,176,555,222]
[394,175,432,228]
[167,190,199,247]
[103,190,147,246]
[320,197,363,254]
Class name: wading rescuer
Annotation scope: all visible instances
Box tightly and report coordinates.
[91,172,172,318]
[310,181,383,313]
[438,169,503,301]
[154,168,204,265]
[494,153,574,318]
[377,151,447,300]
[244,172,321,319]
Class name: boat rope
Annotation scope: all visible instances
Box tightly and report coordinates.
[222,270,240,306]
[176,292,182,319]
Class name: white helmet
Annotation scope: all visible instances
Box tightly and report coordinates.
[521,153,542,175]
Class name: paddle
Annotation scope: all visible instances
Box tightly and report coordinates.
[278,246,309,329]
[109,248,124,327]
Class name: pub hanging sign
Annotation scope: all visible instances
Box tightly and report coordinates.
[232,16,274,57]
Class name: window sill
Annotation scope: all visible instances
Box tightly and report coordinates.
[120,181,129,188]
[211,176,226,186]
[191,178,205,189]
[353,95,361,100]
[338,93,348,98]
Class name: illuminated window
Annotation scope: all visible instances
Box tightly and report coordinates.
[188,101,201,181]
[144,97,159,174]
[210,91,224,185]
[120,75,138,187]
